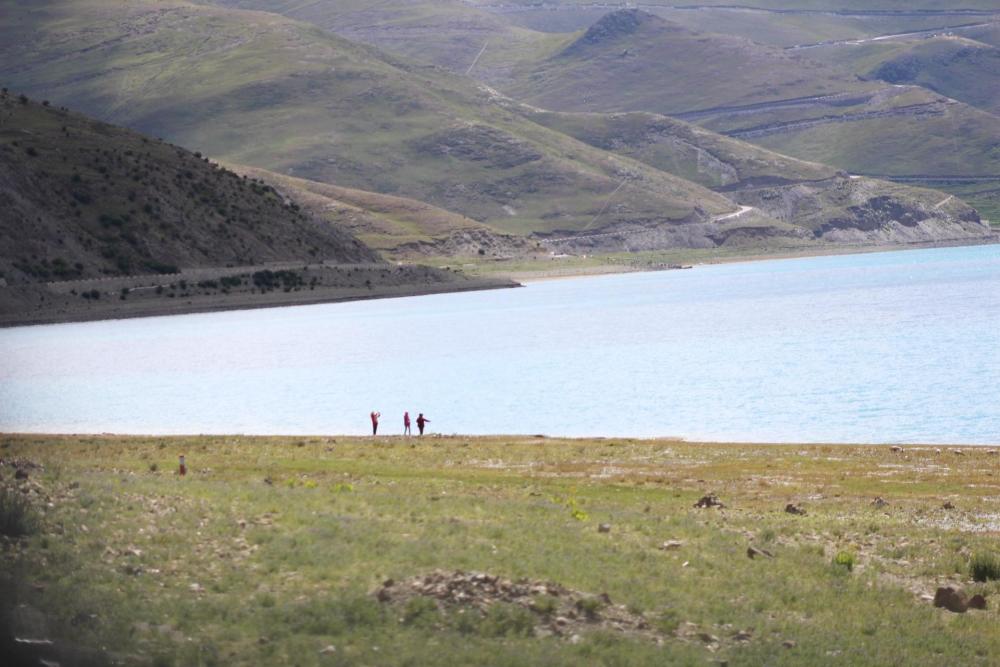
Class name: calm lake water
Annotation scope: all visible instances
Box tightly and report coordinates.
[2,245,999,443]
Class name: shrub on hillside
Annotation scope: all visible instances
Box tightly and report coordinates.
[970,552,1000,582]
[0,486,39,537]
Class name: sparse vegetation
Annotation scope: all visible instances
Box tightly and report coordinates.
[2,436,999,666]
[970,552,1000,582]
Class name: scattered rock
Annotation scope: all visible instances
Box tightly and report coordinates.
[597,523,612,533]
[784,503,806,515]
[660,540,684,551]
[747,546,774,560]
[967,594,987,610]
[372,570,655,640]
[933,586,969,613]
[871,497,889,509]
[694,494,725,509]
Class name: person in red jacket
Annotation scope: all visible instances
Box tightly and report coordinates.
[403,411,411,435]
[370,410,380,436]
[416,413,430,435]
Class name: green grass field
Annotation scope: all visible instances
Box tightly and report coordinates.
[3,435,1000,665]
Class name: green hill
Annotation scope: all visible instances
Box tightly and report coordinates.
[806,36,1000,115]
[229,164,541,260]
[0,0,739,240]
[500,9,1000,180]
[0,90,376,287]
[524,108,990,243]
[505,9,875,116]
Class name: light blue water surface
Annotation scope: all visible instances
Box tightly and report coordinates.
[2,245,999,443]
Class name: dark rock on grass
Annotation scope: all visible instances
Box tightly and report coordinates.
[694,494,725,509]
[932,586,984,613]
[785,503,806,515]
[747,546,774,559]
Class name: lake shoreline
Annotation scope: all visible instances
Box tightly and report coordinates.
[0,276,519,329]
[500,236,1000,283]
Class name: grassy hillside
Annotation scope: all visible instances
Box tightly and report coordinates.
[4,435,1000,665]
[524,108,990,243]
[806,36,1000,115]
[0,91,376,286]
[505,10,876,116]
[230,164,542,259]
[199,0,567,87]
[0,0,739,240]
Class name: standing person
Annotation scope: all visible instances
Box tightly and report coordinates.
[403,411,411,436]
[416,413,430,436]
[370,410,380,436]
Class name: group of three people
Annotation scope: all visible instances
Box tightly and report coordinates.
[370,410,429,436]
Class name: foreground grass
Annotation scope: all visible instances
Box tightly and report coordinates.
[2,435,999,665]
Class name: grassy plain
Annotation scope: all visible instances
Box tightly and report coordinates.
[3,435,1000,666]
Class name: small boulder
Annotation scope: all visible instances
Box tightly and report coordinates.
[694,494,725,509]
[933,586,968,613]
[747,546,774,560]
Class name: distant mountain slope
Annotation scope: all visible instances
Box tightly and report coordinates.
[505,9,876,115]
[503,9,1000,179]
[525,108,990,244]
[0,0,739,241]
[198,0,566,86]
[0,91,376,286]
[807,36,1000,115]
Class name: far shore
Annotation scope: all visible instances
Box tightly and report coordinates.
[491,235,1000,283]
[3,235,996,328]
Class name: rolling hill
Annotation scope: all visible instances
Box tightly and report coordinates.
[501,9,1000,180]
[524,108,990,244]
[0,0,742,242]
[0,90,376,287]
[806,36,1000,115]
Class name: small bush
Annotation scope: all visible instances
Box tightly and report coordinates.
[481,603,535,637]
[970,552,1000,582]
[0,486,39,537]
[833,551,856,572]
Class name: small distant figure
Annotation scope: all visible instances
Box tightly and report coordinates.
[370,410,381,436]
[416,413,430,435]
[403,411,411,436]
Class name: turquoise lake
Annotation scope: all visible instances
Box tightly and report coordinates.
[2,245,999,443]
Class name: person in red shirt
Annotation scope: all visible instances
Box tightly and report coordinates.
[370,410,380,436]
[416,413,430,435]
[403,411,411,435]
